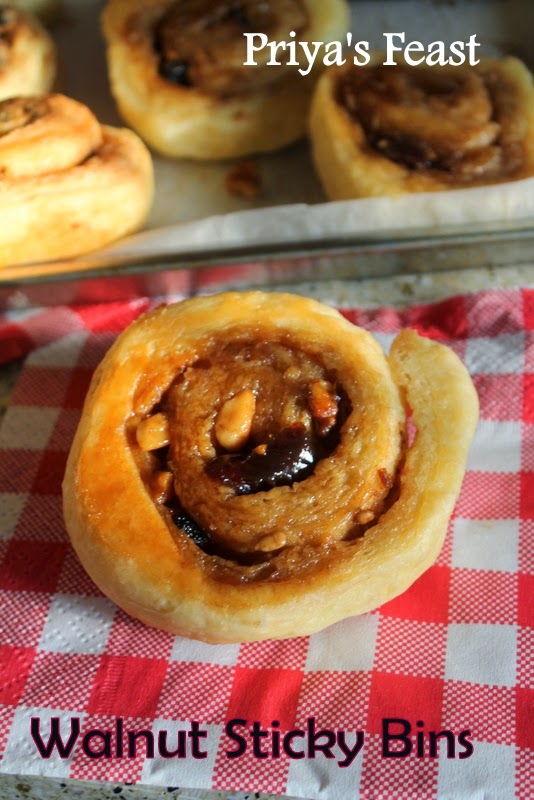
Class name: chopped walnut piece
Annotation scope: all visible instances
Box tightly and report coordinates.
[284,366,301,381]
[215,389,256,452]
[378,468,393,489]
[256,531,287,552]
[356,509,375,525]
[136,412,170,451]
[150,471,174,504]
[226,160,262,199]
[309,380,339,436]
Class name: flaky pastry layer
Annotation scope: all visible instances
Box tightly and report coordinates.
[101,0,349,159]
[63,292,479,643]
[0,4,56,100]
[0,93,154,268]
[310,56,534,200]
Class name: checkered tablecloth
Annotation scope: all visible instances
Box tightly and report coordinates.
[0,288,532,799]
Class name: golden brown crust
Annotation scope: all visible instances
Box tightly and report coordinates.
[310,56,534,200]
[63,292,478,643]
[0,4,56,100]
[0,93,154,268]
[101,0,350,159]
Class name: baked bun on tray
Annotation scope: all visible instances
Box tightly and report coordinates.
[101,0,350,159]
[0,4,56,100]
[0,93,154,268]
[310,55,534,200]
[63,292,478,643]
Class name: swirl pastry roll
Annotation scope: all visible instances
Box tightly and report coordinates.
[0,93,154,268]
[63,292,478,643]
[310,56,534,200]
[0,4,56,100]
[101,0,350,159]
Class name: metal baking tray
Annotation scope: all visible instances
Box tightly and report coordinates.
[2,0,534,308]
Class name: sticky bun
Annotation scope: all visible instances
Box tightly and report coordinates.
[101,0,349,159]
[310,56,534,199]
[0,93,154,268]
[63,292,478,643]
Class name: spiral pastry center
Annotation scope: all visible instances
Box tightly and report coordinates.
[170,340,348,493]
[133,334,404,582]
[154,0,308,96]
[0,94,103,179]
[338,63,515,180]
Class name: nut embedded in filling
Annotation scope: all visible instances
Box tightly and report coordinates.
[336,63,521,182]
[132,338,405,582]
[154,0,308,97]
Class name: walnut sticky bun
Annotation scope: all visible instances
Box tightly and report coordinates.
[0,93,153,268]
[63,293,478,643]
[0,3,56,100]
[101,0,349,159]
[310,56,534,200]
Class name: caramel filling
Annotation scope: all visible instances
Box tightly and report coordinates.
[337,63,523,181]
[154,0,308,97]
[133,337,404,583]
[167,339,349,503]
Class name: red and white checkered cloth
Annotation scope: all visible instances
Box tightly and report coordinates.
[0,288,533,799]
